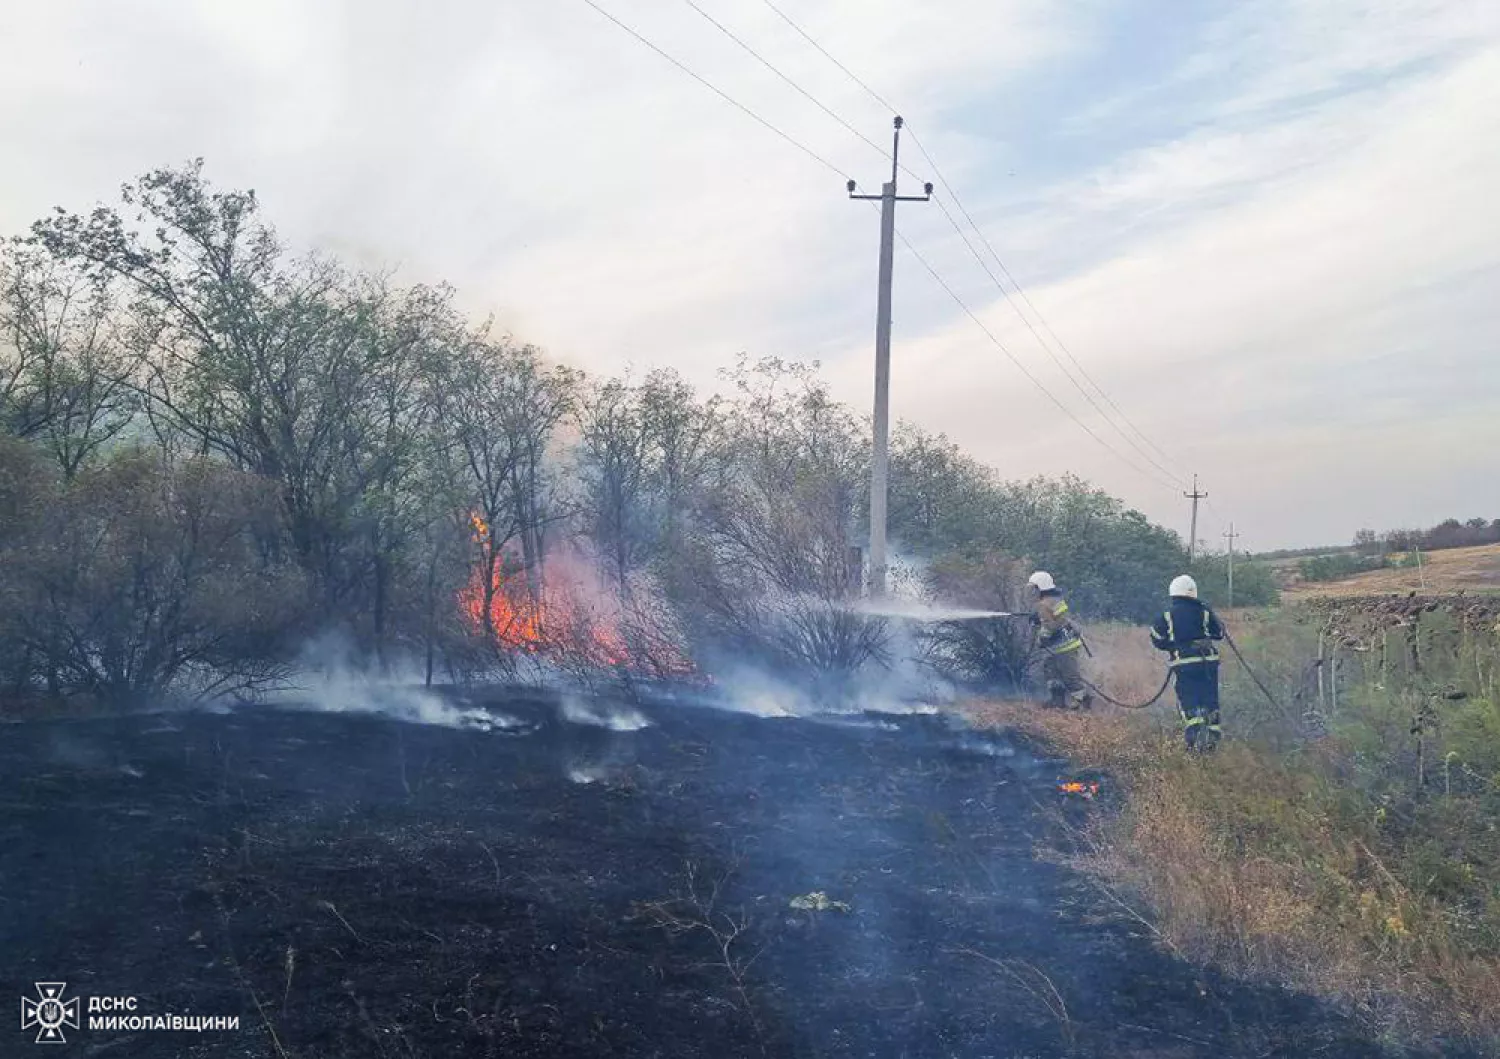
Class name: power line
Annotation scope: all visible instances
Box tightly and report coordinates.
[754,0,1189,481]
[575,0,847,180]
[904,125,1184,477]
[671,1,1183,492]
[925,186,1188,487]
[676,0,890,162]
[755,0,898,114]
[892,224,1182,494]
[575,0,1182,493]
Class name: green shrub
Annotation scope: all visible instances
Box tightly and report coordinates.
[1298,552,1386,582]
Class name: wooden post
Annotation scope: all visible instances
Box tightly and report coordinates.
[1332,639,1344,714]
[1317,631,1327,716]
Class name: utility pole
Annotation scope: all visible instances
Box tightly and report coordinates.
[849,116,931,598]
[1223,523,1239,608]
[1184,474,1208,565]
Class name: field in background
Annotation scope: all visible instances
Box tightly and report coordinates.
[970,608,1500,1054]
[1280,542,1500,599]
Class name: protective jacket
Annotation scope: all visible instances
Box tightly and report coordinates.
[1033,591,1083,656]
[1150,597,1224,667]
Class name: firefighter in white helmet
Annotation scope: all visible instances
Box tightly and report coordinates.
[1150,574,1225,750]
[1025,571,1092,710]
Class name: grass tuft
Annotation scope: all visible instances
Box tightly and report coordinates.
[968,608,1500,1053]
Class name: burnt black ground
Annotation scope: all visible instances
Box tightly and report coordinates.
[0,689,1442,1058]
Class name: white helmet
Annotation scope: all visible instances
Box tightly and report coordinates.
[1169,574,1198,599]
[1027,571,1056,592]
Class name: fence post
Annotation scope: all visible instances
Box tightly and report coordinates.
[1329,643,1338,717]
[1317,630,1327,716]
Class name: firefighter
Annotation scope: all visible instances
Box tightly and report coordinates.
[1150,574,1225,751]
[1026,571,1092,710]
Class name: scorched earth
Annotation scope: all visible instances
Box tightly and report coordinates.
[0,688,1418,1058]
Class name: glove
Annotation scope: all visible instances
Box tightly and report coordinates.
[1028,613,1040,628]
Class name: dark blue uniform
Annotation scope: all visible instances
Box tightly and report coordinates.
[1150,597,1224,750]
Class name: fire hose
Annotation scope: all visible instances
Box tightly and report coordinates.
[1076,629,1288,713]
[1082,670,1172,710]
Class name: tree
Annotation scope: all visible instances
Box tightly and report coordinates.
[576,375,657,590]
[637,368,721,558]
[1190,552,1279,606]
[888,425,999,556]
[28,163,492,659]
[4,449,305,706]
[430,335,577,655]
[664,356,883,693]
[0,243,135,478]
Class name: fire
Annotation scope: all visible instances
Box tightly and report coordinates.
[459,522,695,677]
[1058,781,1100,799]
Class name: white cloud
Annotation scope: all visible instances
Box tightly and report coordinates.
[843,40,1500,544]
[0,0,1495,548]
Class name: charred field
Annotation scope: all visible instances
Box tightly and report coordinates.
[0,688,1419,1059]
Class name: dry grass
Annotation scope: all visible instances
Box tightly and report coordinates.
[966,620,1500,1054]
[1284,542,1500,600]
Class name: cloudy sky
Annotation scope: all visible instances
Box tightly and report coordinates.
[3,0,1497,549]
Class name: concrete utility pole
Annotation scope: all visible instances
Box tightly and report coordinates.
[1223,523,1239,607]
[1184,474,1208,565]
[849,116,931,598]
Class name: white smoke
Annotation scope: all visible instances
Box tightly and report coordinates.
[705,666,811,718]
[566,764,612,785]
[559,694,652,731]
[254,631,521,731]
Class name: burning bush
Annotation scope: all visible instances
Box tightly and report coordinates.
[459,525,694,681]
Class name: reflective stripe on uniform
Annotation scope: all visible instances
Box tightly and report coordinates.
[1164,607,1219,665]
[1050,638,1083,655]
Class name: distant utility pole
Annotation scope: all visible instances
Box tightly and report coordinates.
[849,116,931,598]
[1223,523,1239,607]
[1184,474,1208,565]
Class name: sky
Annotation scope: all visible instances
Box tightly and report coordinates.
[2,0,1497,550]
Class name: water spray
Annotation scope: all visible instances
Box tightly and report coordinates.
[843,600,1021,622]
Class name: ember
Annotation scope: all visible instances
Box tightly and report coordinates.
[1058,780,1100,799]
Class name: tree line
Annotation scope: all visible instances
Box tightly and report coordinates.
[0,162,1266,708]
[1354,519,1500,556]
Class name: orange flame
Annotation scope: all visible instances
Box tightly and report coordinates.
[459,527,694,677]
[1058,781,1100,798]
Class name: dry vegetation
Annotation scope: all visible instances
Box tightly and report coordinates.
[1283,542,1500,600]
[967,611,1500,1054]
